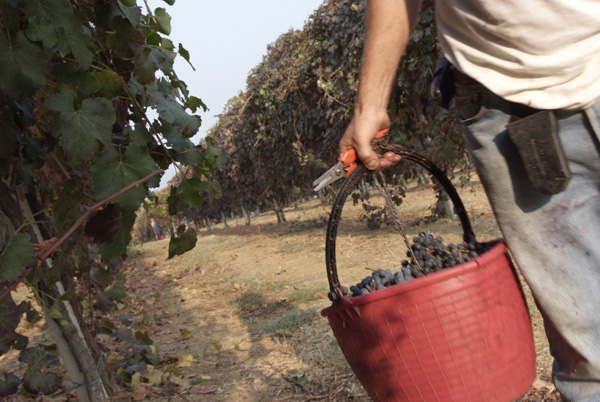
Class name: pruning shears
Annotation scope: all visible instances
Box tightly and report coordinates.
[312,129,389,192]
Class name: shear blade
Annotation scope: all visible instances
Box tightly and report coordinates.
[312,162,344,192]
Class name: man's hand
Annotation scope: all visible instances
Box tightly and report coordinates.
[340,108,401,171]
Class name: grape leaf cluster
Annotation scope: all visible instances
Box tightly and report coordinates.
[346,232,490,297]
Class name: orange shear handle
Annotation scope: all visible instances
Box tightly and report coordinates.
[339,129,389,177]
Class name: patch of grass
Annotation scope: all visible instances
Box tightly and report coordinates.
[278,240,301,251]
[236,291,290,318]
[286,285,328,304]
[259,306,318,334]
[236,292,265,311]
[243,280,288,294]
[321,337,347,364]
[277,238,320,253]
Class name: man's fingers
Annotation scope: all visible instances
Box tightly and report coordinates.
[379,151,402,169]
[354,140,380,170]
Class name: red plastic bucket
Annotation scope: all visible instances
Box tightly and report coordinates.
[322,241,535,402]
[321,151,536,401]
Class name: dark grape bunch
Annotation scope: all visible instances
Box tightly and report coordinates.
[346,232,490,298]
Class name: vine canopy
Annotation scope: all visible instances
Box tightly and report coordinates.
[0,0,222,396]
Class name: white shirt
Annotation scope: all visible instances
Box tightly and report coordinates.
[436,0,600,110]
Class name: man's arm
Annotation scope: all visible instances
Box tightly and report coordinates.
[340,0,422,170]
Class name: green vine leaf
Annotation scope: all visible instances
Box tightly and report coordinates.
[134,330,153,346]
[159,121,202,165]
[14,333,29,351]
[207,181,222,200]
[0,32,50,99]
[52,63,101,97]
[119,0,137,7]
[153,8,172,35]
[97,317,115,335]
[24,0,95,69]
[167,178,207,215]
[52,179,85,232]
[0,329,14,356]
[84,204,120,244]
[167,227,197,259]
[161,37,175,51]
[90,144,159,211]
[184,95,207,113]
[22,370,61,395]
[109,282,127,301]
[149,88,200,138]
[19,348,59,371]
[120,5,143,26]
[0,233,36,283]
[178,43,195,71]
[0,372,21,397]
[133,46,174,84]
[22,131,47,168]
[98,209,137,260]
[94,69,124,99]
[57,26,95,70]
[47,302,65,323]
[0,111,20,163]
[107,16,144,58]
[45,93,116,164]
[24,0,78,49]
[0,297,25,355]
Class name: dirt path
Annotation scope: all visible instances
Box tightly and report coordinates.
[120,183,561,401]
[0,183,562,401]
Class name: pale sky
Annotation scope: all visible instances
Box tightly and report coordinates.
[146,0,325,187]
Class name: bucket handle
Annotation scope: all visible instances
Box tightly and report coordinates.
[325,149,476,302]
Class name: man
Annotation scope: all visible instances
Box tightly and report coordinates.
[340,1,600,401]
[149,218,164,240]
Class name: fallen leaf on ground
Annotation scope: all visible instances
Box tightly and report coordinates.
[131,372,141,390]
[532,378,556,392]
[177,354,194,368]
[234,344,247,352]
[198,386,219,394]
[179,328,192,340]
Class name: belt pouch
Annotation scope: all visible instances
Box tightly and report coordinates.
[507,111,571,195]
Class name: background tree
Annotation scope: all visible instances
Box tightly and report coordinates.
[201,0,464,225]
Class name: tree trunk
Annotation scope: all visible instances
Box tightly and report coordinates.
[360,179,370,200]
[241,203,251,226]
[205,217,212,231]
[221,211,229,229]
[434,187,454,218]
[273,200,287,223]
[417,169,428,186]
[317,188,325,202]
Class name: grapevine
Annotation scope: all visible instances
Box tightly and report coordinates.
[0,0,221,399]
